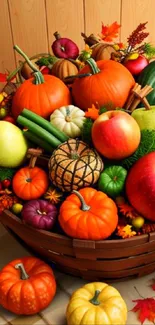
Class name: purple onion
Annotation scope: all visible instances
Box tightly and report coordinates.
[22,200,58,230]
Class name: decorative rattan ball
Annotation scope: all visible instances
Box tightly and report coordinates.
[48,139,103,192]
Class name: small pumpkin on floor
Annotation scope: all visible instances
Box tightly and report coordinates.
[0,257,56,315]
[66,282,127,325]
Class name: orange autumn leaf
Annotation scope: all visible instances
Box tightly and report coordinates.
[116,224,136,239]
[101,21,121,42]
[115,196,137,219]
[85,104,99,120]
[132,298,155,324]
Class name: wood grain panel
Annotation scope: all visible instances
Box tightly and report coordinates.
[0,0,16,73]
[121,0,155,44]
[46,0,84,52]
[84,0,121,41]
[8,0,48,62]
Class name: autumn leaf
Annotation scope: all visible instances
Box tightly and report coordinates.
[132,298,155,324]
[0,73,8,82]
[100,21,121,42]
[85,104,99,120]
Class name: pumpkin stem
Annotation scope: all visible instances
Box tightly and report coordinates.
[89,290,101,305]
[13,45,44,84]
[72,190,90,211]
[86,58,100,74]
[15,263,29,280]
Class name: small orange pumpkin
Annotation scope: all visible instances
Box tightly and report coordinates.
[12,165,49,200]
[59,187,118,240]
[0,257,56,315]
[51,59,79,80]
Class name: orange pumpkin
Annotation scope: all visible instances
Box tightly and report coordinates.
[12,45,71,119]
[59,187,118,240]
[72,58,135,110]
[12,165,49,200]
[0,257,56,315]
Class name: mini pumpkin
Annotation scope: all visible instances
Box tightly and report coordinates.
[59,187,118,240]
[51,59,79,80]
[91,43,117,61]
[48,139,103,192]
[12,165,49,200]
[50,105,86,138]
[66,282,127,325]
[0,257,56,315]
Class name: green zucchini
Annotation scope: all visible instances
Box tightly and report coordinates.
[17,115,61,148]
[23,130,54,154]
[21,108,69,142]
[138,61,155,106]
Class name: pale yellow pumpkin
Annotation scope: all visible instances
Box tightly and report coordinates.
[66,282,127,325]
[50,105,86,138]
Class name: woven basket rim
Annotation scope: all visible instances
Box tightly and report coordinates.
[2,208,151,245]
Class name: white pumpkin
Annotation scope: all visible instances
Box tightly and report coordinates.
[50,105,86,138]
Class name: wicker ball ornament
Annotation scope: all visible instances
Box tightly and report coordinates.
[48,139,104,192]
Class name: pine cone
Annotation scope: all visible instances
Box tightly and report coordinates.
[142,223,155,234]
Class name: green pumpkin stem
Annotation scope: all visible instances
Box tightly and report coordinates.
[72,190,90,211]
[15,263,29,280]
[89,290,101,305]
[13,45,44,84]
[86,58,100,74]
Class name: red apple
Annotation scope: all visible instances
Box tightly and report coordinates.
[123,55,149,75]
[91,110,141,160]
[126,152,155,221]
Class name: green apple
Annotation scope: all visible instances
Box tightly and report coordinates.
[0,121,28,168]
[131,107,155,130]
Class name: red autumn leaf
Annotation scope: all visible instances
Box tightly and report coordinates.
[132,297,155,324]
[101,21,121,42]
[151,279,155,291]
[0,73,8,82]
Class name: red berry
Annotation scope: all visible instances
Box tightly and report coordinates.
[2,179,11,188]
[40,66,50,74]
[0,182,3,191]
[3,116,15,124]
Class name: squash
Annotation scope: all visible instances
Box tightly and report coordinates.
[138,61,155,106]
[48,139,103,192]
[50,105,86,138]
[12,152,49,200]
[0,257,56,315]
[59,187,118,240]
[12,45,71,119]
[72,58,135,110]
[98,165,128,198]
[66,282,127,325]
[51,59,79,80]
[91,43,117,61]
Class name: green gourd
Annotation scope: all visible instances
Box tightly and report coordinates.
[98,165,127,198]
[138,61,155,106]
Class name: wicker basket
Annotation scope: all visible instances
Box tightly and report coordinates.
[1,156,155,282]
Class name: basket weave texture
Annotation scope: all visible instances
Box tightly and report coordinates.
[1,156,155,282]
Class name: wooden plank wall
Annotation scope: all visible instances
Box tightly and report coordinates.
[1,0,155,73]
